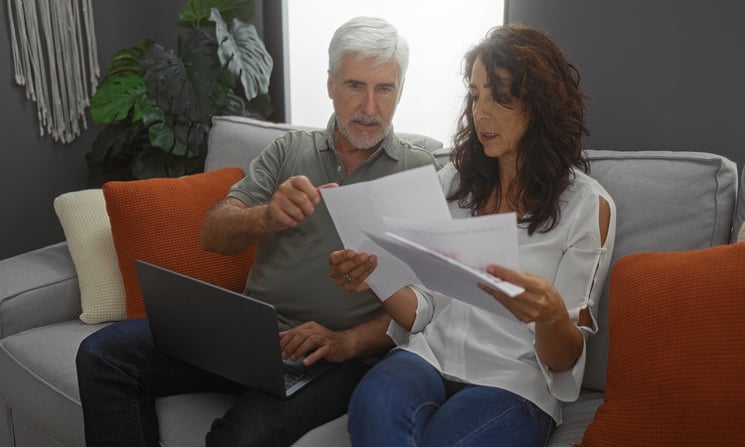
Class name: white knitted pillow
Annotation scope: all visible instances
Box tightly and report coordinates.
[54,189,127,323]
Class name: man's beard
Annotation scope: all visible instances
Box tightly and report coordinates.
[337,114,389,150]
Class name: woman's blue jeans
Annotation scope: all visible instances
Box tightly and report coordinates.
[76,317,368,447]
[348,349,556,447]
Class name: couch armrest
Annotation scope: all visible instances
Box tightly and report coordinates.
[0,242,82,338]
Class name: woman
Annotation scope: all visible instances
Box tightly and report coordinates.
[330,24,615,446]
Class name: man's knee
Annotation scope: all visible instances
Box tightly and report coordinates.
[76,319,148,375]
[206,408,287,447]
[76,329,108,374]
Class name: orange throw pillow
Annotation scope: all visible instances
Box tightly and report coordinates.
[103,167,255,319]
[579,242,745,446]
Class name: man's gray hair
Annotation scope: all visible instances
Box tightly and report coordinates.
[328,16,409,83]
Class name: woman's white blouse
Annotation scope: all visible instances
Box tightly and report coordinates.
[386,162,616,425]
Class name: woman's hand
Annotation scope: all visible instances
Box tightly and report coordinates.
[478,264,569,324]
[480,264,584,372]
[328,248,377,292]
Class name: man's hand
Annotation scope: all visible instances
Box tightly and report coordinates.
[328,248,377,292]
[279,321,355,366]
[264,176,337,232]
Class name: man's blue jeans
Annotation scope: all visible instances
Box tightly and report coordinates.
[76,317,368,447]
[348,349,556,447]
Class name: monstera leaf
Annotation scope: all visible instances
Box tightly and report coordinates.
[133,99,206,179]
[99,39,154,84]
[90,73,147,123]
[87,119,151,186]
[131,145,203,180]
[89,39,153,124]
[211,8,273,99]
[138,96,188,156]
[141,31,230,123]
[179,0,254,26]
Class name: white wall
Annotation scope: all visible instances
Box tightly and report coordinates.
[284,0,504,146]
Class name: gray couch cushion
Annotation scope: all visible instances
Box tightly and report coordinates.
[732,164,745,243]
[205,116,314,172]
[0,320,239,447]
[0,320,105,447]
[293,415,350,447]
[156,393,235,447]
[8,411,61,447]
[582,149,738,391]
[0,243,81,338]
[0,398,11,446]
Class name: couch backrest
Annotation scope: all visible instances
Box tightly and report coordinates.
[733,164,745,242]
[206,116,741,393]
[582,149,738,391]
[205,115,445,172]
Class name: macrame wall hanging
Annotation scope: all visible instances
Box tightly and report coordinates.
[6,0,99,143]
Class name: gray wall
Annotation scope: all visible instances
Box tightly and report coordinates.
[506,0,745,167]
[0,0,263,260]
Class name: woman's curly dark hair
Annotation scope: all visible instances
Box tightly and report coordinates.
[449,24,589,235]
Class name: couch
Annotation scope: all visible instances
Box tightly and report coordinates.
[1,115,743,447]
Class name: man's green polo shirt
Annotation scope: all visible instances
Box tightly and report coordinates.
[228,116,437,331]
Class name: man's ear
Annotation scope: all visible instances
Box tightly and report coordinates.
[327,71,334,99]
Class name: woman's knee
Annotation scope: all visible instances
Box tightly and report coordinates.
[349,351,443,425]
[421,387,554,447]
[348,352,446,446]
[348,365,393,419]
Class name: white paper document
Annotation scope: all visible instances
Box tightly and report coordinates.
[381,214,521,273]
[321,165,524,318]
[321,165,451,298]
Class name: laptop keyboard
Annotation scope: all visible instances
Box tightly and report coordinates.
[283,363,310,390]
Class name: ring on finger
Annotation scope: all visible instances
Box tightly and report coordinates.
[342,273,353,282]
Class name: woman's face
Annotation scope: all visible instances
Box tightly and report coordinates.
[469,57,529,161]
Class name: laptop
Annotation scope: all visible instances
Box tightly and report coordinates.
[134,259,332,399]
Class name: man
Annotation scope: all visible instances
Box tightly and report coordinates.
[76,16,437,447]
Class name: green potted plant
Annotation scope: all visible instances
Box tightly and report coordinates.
[87,0,273,186]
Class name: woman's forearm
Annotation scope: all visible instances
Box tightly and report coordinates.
[381,286,419,331]
[534,317,584,372]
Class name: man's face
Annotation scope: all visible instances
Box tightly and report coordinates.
[328,53,402,150]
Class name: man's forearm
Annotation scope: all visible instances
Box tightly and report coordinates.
[341,312,394,358]
[200,199,270,255]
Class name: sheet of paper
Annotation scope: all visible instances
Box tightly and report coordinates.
[363,229,524,321]
[321,165,452,298]
[382,213,521,271]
